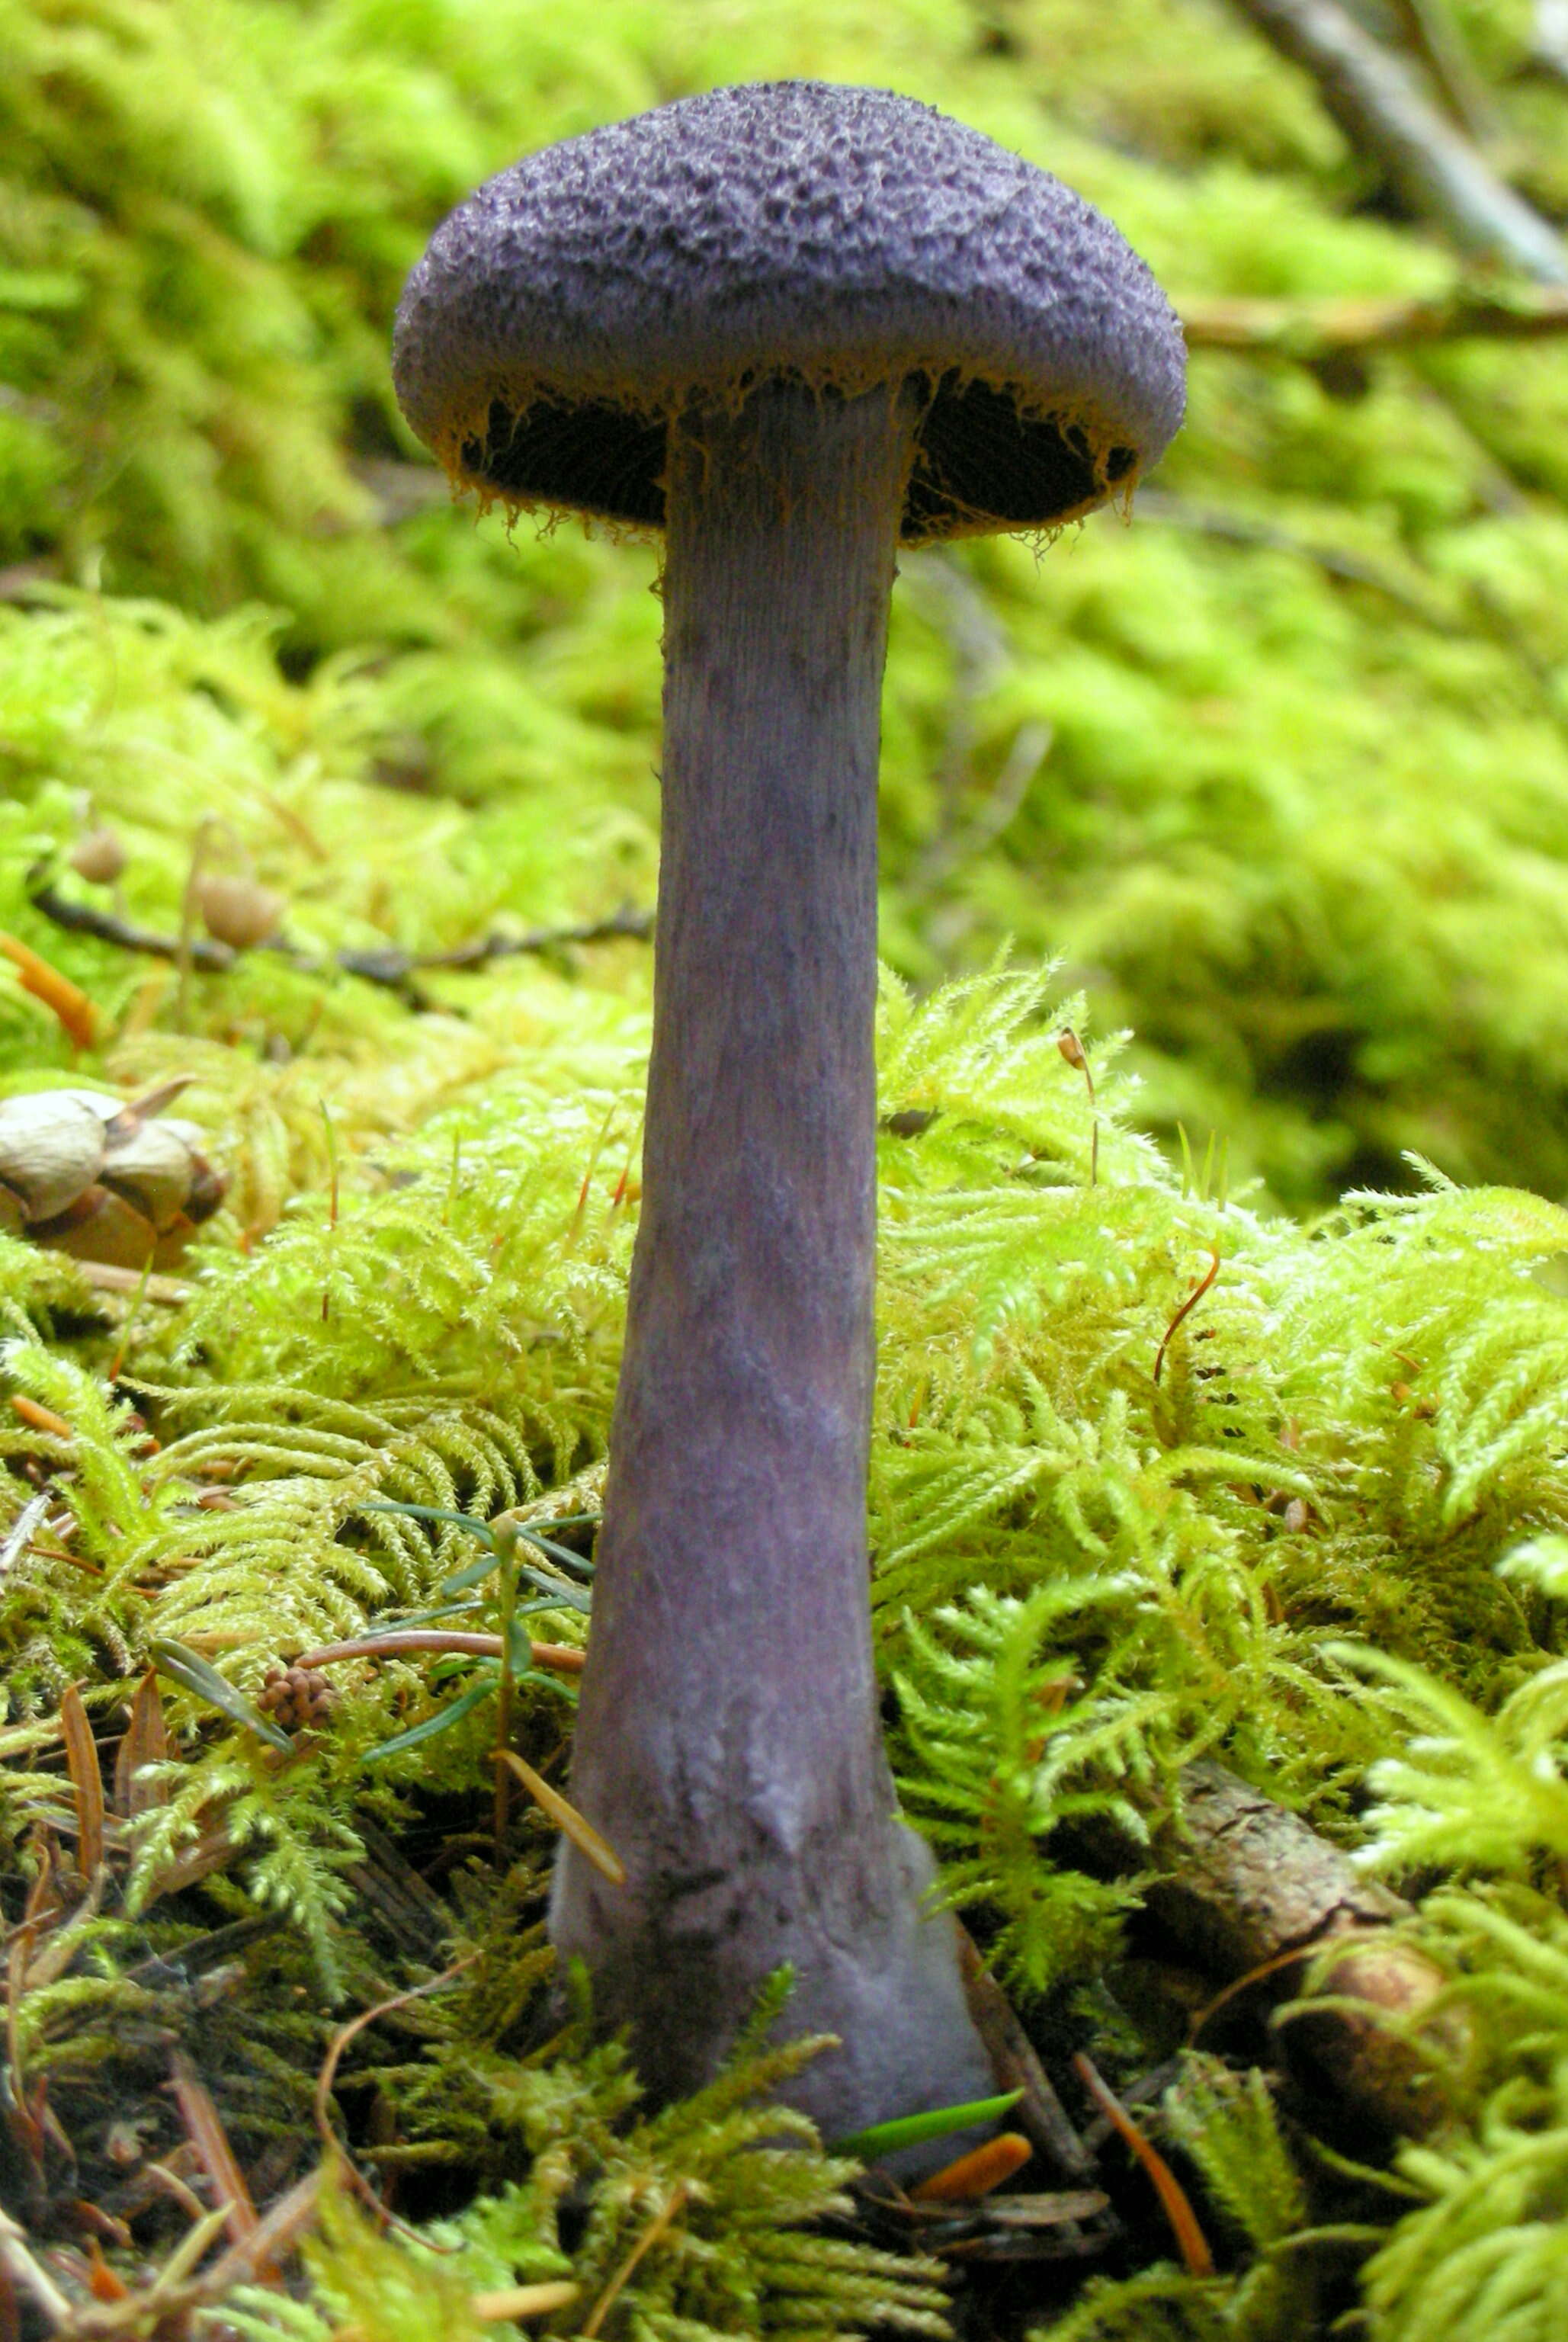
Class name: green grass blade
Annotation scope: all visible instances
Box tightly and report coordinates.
[829,2089,1022,2162]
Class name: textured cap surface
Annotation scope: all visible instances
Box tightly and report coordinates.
[393,82,1185,541]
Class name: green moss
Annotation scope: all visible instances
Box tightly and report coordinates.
[2,4,1568,2334]
[4,1,1568,1194]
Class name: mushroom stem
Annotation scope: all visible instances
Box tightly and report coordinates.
[553,380,994,2135]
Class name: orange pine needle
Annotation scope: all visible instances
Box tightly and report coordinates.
[114,1670,170,1821]
[0,932,97,1050]
[496,1748,626,1884]
[11,1396,72,1441]
[582,2186,688,2338]
[170,2052,258,2250]
[84,2241,130,2303]
[1073,2052,1214,2278]
[59,1685,104,1882]
[912,2131,1032,2202]
[293,1631,585,1673]
[471,2283,582,2323]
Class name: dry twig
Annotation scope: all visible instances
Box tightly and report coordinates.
[0,2204,72,2328]
[1533,0,1568,87]
[1233,0,1568,281]
[27,871,651,998]
[1180,280,1568,358]
[295,1630,585,1672]
[1383,0,1495,142]
[958,1927,1093,2180]
[1144,1760,1457,2132]
[314,1959,476,2228]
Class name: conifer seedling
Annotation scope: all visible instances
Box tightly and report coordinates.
[393,80,1185,2146]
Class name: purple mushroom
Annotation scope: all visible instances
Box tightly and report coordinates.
[393,81,1185,2145]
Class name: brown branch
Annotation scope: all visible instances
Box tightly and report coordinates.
[1179,281,1568,358]
[1231,0,1568,283]
[26,872,651,997]
[958,1928,1094,2181]
[72,1260,192,1306]
[1533,0,1568,89]
[293,1631,584,1673]
[1140,1760,1457,2133]
[340,901,653,979]
[1382,0,1496,143]
[1059,1759,1459,2133]
[26,878,234,970]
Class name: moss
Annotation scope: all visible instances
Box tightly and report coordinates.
[2,3,1568,2334]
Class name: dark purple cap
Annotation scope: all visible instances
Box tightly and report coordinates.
[393,82,1186,541]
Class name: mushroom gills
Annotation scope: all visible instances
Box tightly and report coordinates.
[461,371,1135,537]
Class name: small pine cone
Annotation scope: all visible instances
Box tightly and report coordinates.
[101,1115,224,1234]
[180,1147,226,1224]
[258,1666,337,1734]
[0,1084,228,1266]
[0,1090,114,1222]
[34,1184,161,1269]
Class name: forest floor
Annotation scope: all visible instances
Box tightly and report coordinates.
[3,3,1568,2337]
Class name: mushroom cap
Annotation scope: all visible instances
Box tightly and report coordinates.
[393,81,1185,542]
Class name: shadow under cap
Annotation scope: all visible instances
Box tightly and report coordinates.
[393,81,1188,541]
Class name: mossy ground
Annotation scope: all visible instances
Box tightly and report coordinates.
[2,3,1568,2337]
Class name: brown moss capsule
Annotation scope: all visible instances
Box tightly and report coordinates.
[69,826,128,886]
[196,874,285,951]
